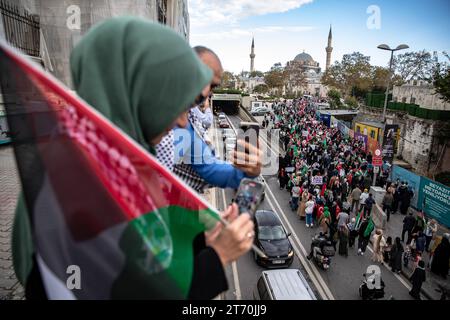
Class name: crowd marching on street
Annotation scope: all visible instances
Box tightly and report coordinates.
[267,98,450,299]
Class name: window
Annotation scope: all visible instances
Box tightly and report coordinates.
[370,130,376,139]
[411,97,416,104]
[356,126,361,133]
[157,0,167,24]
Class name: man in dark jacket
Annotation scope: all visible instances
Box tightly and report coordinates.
[402,212,416,244]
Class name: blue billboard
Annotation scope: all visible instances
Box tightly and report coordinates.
[391,165,421,209]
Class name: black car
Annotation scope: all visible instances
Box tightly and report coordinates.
[253,210,294,268]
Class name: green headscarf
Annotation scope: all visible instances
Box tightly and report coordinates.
[70,17,212,150]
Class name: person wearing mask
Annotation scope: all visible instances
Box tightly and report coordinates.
[11,18,254,300]
[409,260,426,300]
[382,189,394,222]
[424,219,438,252]
[160,46,262,193]
[390,237,404,274]
[402,212,416,244]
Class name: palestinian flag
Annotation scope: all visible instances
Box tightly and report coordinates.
[364,218,375,238]
[0,42,220,299]
[354,210,363,231]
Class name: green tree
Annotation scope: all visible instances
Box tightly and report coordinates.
[253,84,269,94]
[264,69,286,91]
[327,88,342,109]
[432,52,450,103]
[250,70,264,78]
[220,71,235,89]
[322,52,373,97]
[392,50,437,82]
[344,96,358,109]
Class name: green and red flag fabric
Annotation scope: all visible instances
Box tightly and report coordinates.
[355,209,363,231]
[0,41,220,299]
[364,218,375,238]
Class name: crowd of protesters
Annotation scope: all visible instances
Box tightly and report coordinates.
[269,98,449,299]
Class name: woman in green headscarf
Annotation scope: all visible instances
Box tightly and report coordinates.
[12,17,254,300]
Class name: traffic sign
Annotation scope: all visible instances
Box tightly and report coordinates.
[375,149,381,157]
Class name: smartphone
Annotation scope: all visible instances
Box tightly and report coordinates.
[235,121,260,153]
[233,178,265,215]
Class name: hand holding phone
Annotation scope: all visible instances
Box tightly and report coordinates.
[233,178,265,215]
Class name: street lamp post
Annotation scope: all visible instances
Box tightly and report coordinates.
[377,44,409,123]
[374,44,409,187]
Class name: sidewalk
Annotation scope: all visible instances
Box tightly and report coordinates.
[381,209,450,300]
[0,146,24,300]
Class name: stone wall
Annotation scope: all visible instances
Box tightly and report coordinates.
[393,82,450,111]
[355,106,450,177]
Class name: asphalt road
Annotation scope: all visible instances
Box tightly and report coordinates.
[212,113,419,300]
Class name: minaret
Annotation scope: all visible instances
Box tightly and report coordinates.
[250,37,255,73]
[325,25,333,71]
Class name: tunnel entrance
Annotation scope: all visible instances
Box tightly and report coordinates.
[211,94,241,115]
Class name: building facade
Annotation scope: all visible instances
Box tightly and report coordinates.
[393,80,450,111]
[1,0,189,86]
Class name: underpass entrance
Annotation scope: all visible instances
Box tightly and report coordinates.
[211,94,241,115]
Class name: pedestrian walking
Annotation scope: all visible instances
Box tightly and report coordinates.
[402,212,415,244]
[350,186,361,213]
[409,260,426,300]
[390,237,404,274]
[371,229,386,263]
[305,196,315,228]
[382,190,394,222]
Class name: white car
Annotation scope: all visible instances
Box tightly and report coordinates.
[251,107,270,116]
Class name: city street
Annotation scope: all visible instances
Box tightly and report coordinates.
[215,114,419,300]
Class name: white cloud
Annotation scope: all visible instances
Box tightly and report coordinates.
[189,0,314,27]
[193,25,315,40]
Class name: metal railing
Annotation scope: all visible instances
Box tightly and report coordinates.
[0,0,40,57]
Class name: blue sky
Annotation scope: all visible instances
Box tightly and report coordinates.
[188,0,450,74]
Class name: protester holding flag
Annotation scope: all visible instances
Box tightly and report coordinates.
[5,18,254,300]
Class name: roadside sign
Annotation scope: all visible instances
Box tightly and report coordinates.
[373,166,380,174]
[373,155,383,166]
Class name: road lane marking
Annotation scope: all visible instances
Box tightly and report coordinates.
[264,183,335,300]
[213,114,242,300]
[229,114,333,300]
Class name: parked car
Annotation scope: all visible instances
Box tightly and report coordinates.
[253,269,317,300]
[219,119,230,128]
[251,107,270,116]
[253,210,294,268]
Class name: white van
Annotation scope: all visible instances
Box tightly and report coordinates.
[253,269,317,300]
